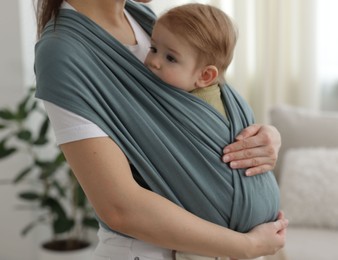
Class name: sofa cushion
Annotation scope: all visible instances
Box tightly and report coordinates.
[269,105,338,181]
[285,227,338,260]
[279,148,338,229]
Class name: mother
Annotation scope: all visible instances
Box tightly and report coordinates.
[34,0,287,259]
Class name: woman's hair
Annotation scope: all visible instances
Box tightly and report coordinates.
[35,0,63,38]
[157,3,238,78]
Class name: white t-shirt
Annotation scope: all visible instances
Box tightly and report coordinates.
[43,1,151,145]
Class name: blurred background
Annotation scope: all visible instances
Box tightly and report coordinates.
[0,0,337,259]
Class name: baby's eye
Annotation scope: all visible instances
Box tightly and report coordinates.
[166,55,177,63]
[149,46,157,53]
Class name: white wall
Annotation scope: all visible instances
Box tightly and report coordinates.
[0,1,38,260]
[0,1,23,106]
[0,2,99,259]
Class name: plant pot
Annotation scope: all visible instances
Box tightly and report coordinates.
[38,239,93,260]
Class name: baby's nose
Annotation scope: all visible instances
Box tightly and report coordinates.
[148,57,161,69]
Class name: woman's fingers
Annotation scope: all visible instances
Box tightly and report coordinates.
[246,211,288,257]
[233,124,261,140]
[222,144,276,176]
[222,124,280,176]
[222,146,275,164]
[274,217,289,231]
[275,211,289,233]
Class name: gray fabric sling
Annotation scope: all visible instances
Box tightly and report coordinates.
[35,1,279,233]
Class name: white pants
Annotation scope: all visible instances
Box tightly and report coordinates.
[92,227,172,260]
[92,227,266,260]
[174,252,220,259]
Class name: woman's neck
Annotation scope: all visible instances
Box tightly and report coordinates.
[66,0,136,45]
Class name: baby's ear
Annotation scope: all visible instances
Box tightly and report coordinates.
[196,65,219,88]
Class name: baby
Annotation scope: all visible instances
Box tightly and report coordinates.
[145,4,277,260]
[144,3,237,120]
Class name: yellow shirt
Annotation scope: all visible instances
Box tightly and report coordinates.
[190,84,227,118]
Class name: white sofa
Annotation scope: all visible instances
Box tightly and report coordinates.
[269,105,338,260]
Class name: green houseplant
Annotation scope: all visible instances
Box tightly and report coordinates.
[0,88,98,252]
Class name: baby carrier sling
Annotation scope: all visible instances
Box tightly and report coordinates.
[35,1,279,233]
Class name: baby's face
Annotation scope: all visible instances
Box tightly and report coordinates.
[144,23,202,92]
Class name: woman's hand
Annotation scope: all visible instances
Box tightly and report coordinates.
[244,211,288,258]
[222,124,281,176]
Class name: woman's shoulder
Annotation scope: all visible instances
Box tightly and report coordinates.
[35,24,90,72]
[36,9,101,57]
[35,38,76,82]
[34,26,88,96]
[36,32,73,54]
[37,20,84,52]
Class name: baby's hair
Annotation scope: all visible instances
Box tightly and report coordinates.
[156,3,238,81]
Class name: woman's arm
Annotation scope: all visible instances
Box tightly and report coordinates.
[61,136,287,259]
[222,124,281,176]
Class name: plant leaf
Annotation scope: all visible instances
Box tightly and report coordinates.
[17,94,31,120]
[53,217,74,234]
[39,169,56,180]
[0,147,16,159]
[54,152,66,165]
[35,159,52,168]
[38,163,59,180]
[0,109,15,120]
[51,180,66,198]
[32,137,48,146]
[16,129,32,142]
[0,140,17,159]
[38,116,50,140]
[82,217,99,229]
[17,88,38,120]
[19,192,41,201]
[37,152,66,179]
[21,221,38,236]
[75,183,86,208]
[21,214,47,236]
[13,166,33,183]
[41,197,67,220]
[32,116,49,145]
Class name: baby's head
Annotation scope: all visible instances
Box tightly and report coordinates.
[145,3,237,91]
